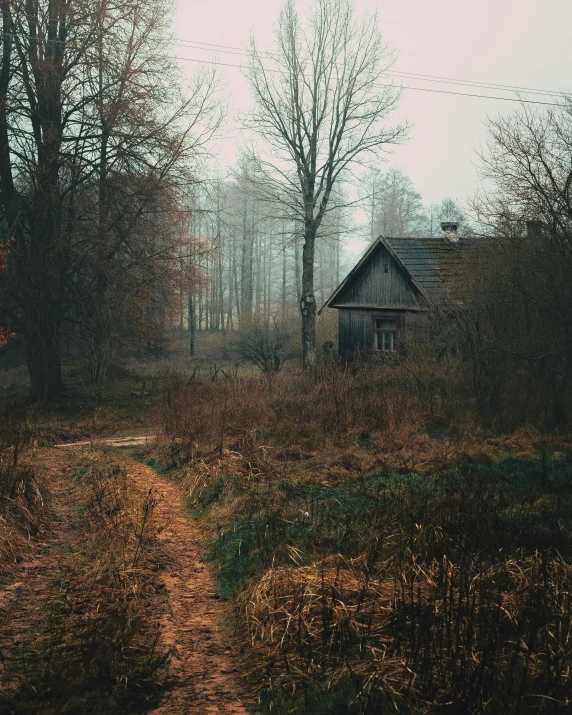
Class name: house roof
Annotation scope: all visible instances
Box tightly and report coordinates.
[321,234,475,313]
[384,236,474,295]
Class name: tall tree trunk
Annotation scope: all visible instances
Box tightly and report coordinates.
[335,232,340,284]
[0,5,63,401]
[300,228,316,371]
[218,249,224,332]
[254,228,262,318]
[266,234,272,324]
[227,245,234,331]
[25,299,64,401]
[282,222,287,314]
[240,196,253,325]
[233,243,241,324]
[318,238,325,308]
[294,233,301,306]
[198,279,203,331]
[1,1,68,401]
[204,254,209,330]
[262,233,267,322]
[188,294,195,356]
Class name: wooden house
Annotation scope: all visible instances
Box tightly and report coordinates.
[321,222,474,357]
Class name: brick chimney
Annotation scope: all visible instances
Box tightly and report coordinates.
[441,221,459,242]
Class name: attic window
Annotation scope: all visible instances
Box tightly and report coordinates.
[374,318,397,352]
[384,263,389,273]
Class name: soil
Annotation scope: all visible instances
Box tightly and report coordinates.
[0,442,248,714]
[55,434,156,448]
[124,460,247,714]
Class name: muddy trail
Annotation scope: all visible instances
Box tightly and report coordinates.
[0,443,248,715]
[124,459,247,715]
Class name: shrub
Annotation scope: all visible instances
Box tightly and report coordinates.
[233,315,297,375]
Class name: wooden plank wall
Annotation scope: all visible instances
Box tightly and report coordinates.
[338,244,420,307]
[338,309,371,356]
[339,308,428,357]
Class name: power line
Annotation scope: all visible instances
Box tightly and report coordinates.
[170,54,564,107]
[171,37,569,99]
[373,82,562,106]
[385,71,564,98]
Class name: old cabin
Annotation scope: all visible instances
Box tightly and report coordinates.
[321,222,473,357]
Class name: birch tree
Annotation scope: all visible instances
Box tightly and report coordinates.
[247,0,406,369]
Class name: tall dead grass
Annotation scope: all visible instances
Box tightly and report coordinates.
[157,358,459,453]
[2,463,168,713]
[0,444,44,582]
[244,553,572,712]
[153,359,572,713]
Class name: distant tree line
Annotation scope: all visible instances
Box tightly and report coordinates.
[179,160,471,355]
[181,158,345,349]
[362,168,471,241]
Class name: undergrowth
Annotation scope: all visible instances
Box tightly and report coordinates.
[151,364,572,714]
[0,439,45,583]
[1,463,168,713]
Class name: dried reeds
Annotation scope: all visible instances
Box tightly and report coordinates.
[0,445,44,581]
[243,553,572,712]
[3,463,168,712]
[153,359,572,712]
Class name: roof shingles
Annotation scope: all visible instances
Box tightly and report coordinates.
[321,235,475,313]
[384,237,473,295]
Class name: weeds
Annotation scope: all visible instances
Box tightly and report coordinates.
[205,462,572,713]
[0,443,44,582]
[1,463,168,713]
[153,361,572,713]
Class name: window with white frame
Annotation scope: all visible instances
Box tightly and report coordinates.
[374,317,398,352]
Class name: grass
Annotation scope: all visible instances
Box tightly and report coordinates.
[148,362,572,714]
[0,442,45,584]
[0,461,169,714]
[200,460,572,713]
[3,333,572,713]
[0,361,168,447]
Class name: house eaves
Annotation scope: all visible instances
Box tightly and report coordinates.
[318,236,429,315]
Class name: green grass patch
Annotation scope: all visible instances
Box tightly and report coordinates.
[199,454,572,713]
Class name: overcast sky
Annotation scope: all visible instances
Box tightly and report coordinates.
[174,0,572,211]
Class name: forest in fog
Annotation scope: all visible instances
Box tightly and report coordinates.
[179,167,469,338]
[0,0,475,393]
[2,1,572,714]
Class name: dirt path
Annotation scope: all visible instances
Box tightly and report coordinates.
[1,444,248,714]
[56,434,156,448]
[119,459,247,715]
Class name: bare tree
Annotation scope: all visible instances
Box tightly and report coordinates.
[0,0,221,399]
[246,0,406,369]
[234,314,293,375]
[426,198,471,236]
[363,167,425,240]
[0,239,11,348]
[462,100,572,425]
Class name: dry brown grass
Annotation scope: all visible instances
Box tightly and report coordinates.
[243,553,572,712]
[150,358,572,713]
[0,446,45,582]
[157,359,571,471]
[2,462,168,713]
